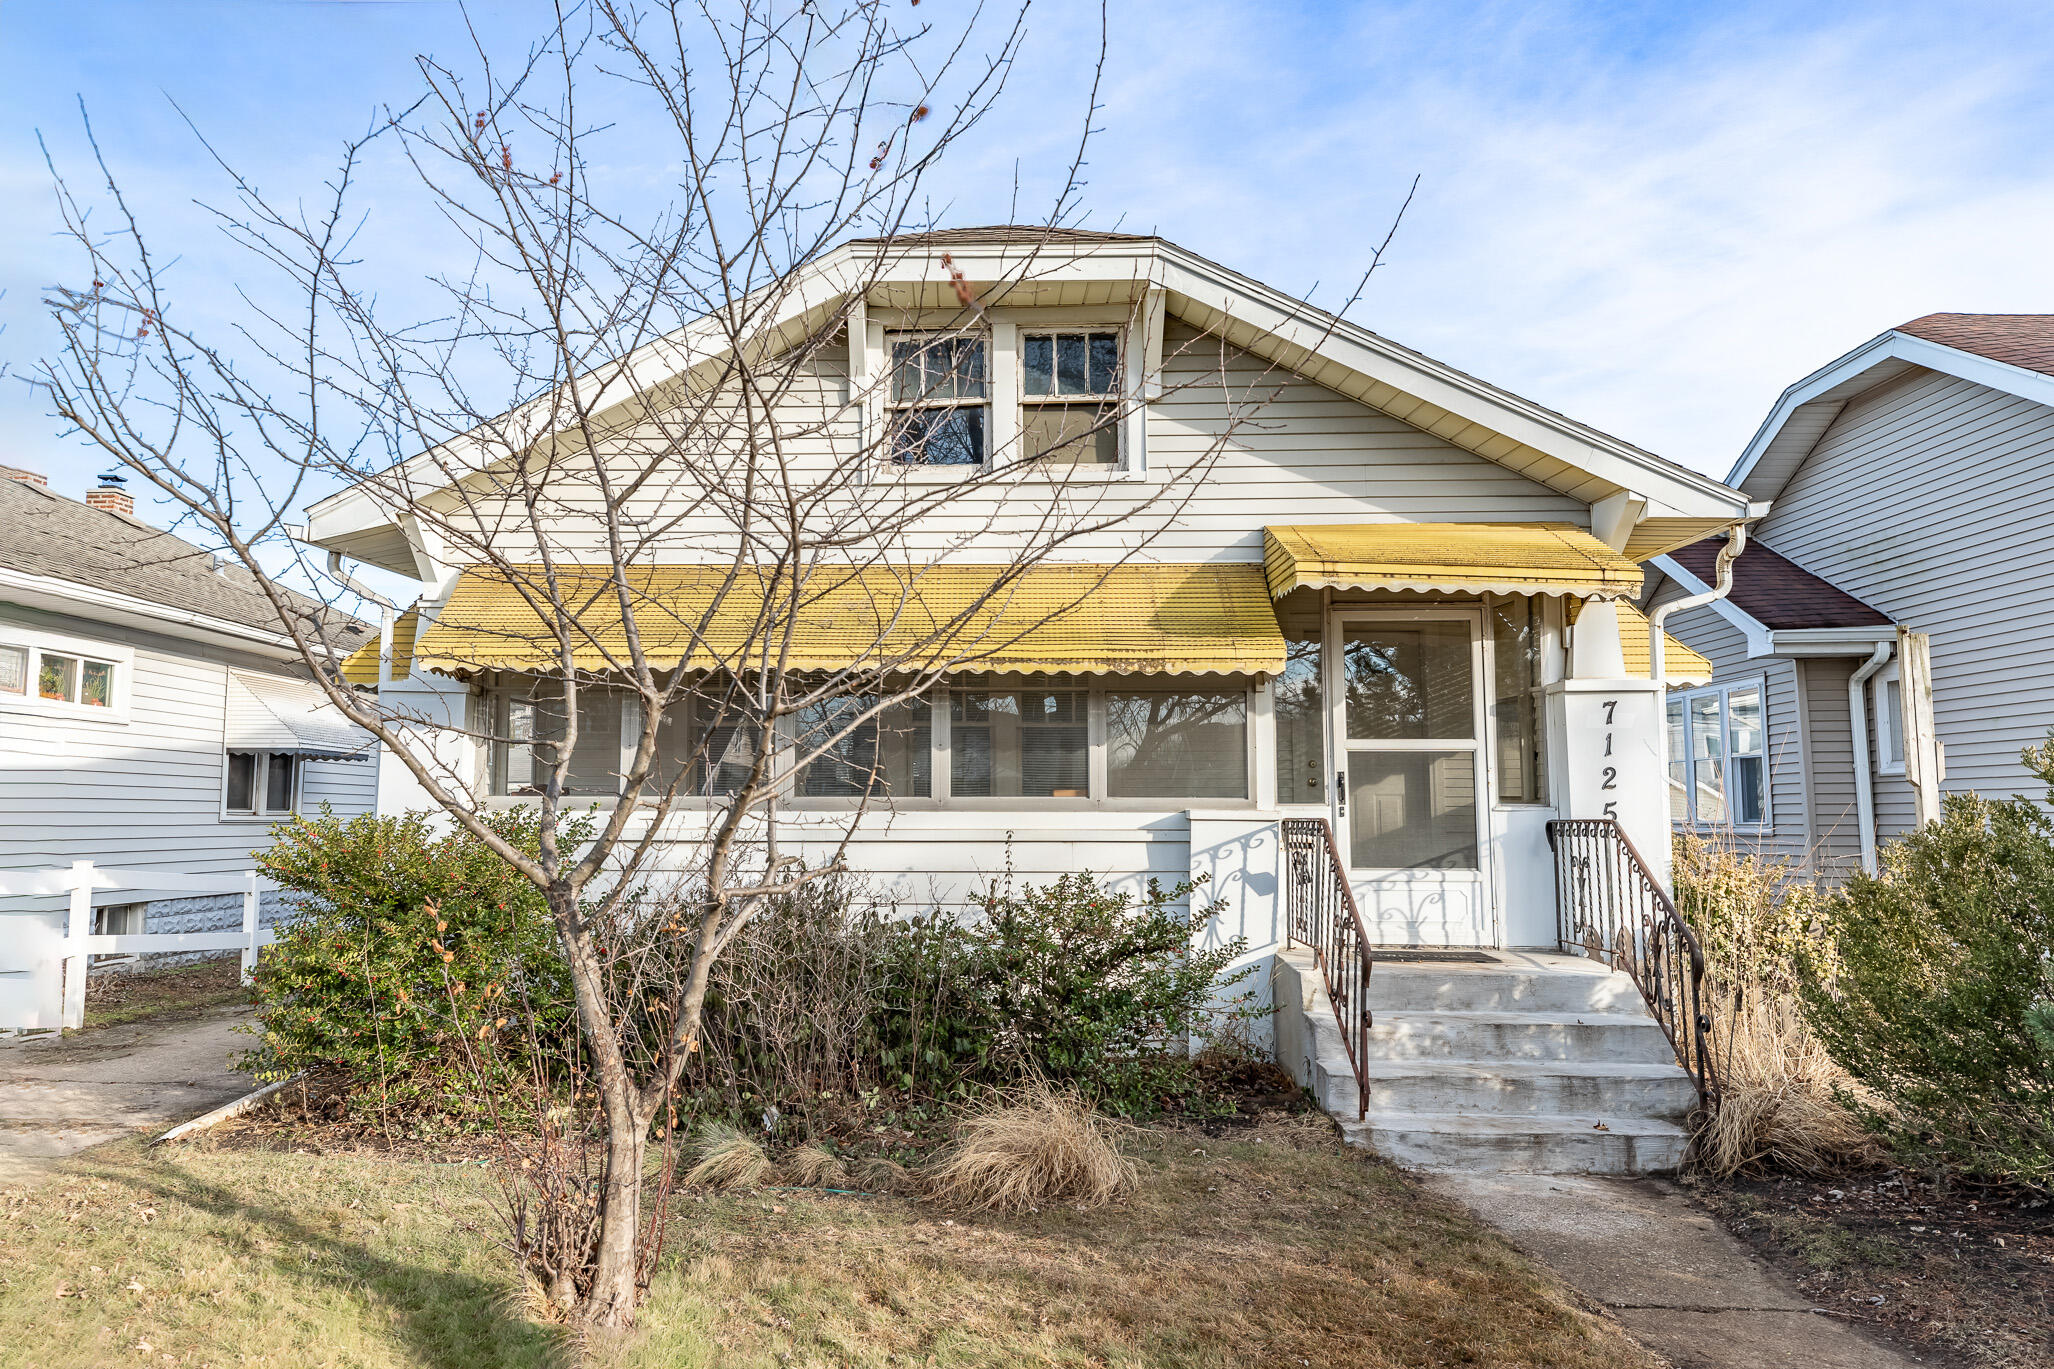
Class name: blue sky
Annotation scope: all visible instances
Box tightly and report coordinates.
[5,0,2054,528]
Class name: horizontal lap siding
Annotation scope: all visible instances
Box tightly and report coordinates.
[1759,370,2054,812]
[1651,589,1816,871]
[0,603,378,879]
[1797,658,1864,877]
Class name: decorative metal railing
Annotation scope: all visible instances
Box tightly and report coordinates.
[1281,817,1373,1120]
[1545,817,1719,1107]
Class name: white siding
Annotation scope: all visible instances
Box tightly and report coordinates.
[1758,368,2054,819]
[0,602,379,884]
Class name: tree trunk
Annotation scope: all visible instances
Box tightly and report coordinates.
[582,1118,645,1325]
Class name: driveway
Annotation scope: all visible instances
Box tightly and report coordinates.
[0,1006,254,1186]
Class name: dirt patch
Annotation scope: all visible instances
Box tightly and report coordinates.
[85,957,250,1031]
[1694,1170,2054,1368]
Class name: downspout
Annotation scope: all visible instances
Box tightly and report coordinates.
[325,549,398,689]
[1648,523,1749,685]
[1847,641,1894,874]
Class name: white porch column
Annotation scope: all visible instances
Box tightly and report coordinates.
[1568,597,1628,679]
[1544,676,1672,886]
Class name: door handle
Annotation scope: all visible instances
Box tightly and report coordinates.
[1335,768,1346,816]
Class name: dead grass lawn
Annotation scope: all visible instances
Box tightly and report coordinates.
[0,1117,1655,1369]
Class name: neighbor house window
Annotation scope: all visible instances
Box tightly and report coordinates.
[1106,690,1247,799]
[1021,330,1120,464]
[1489,598,1546,804]
[0,644,25,696]
[1273,634,1324,803]
[1667,682,1766,827]
[1,639,123,714]
[889,333,987,465]
[792,694,932,799]
[951,685,1089,797]
[1873,665,1905,775]
[226,751,298,816]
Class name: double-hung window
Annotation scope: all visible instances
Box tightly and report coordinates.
[1666,682,1767,827]
[888,333,988,466]
[225,751,299,816]
[1020,331,1121,465]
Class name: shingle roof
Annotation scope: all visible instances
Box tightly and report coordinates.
[1895,313,2054,377]
[0,477,371,654]
[848,225,1155,247]
[1667,537,1893,631]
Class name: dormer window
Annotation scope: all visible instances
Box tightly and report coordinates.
[888,333,987,466]
[1022,330,1120,464]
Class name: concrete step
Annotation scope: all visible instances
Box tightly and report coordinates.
[1366,961,1645,1014]
[1361,1059,1698,1119]
[1367,1010,1681,1064]
[1339,1110,1691,1175]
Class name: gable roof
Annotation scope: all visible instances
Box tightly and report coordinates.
[1666,536,1891,631]
[305,228,1753,575]
[1729,312,2054,503]
[0,477,370,656]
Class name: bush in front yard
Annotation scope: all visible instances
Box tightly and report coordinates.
[1796,739,2054,1187]
[238,807,581,1109]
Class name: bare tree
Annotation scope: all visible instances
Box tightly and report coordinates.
[34,1,1377,1326]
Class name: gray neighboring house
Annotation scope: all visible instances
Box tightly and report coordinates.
[0,465,379,941]
[1643,313,2054,877]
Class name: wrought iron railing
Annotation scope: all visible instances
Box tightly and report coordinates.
[1546,817,1718,1107]
[1281,817,1373,1120]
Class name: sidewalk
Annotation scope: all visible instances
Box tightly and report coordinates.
[0,1006,253,1186]
[1428,1172,1922,1369]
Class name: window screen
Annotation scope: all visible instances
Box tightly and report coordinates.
[951,687,1088,797]
[265,753,298,813]
[1106,690,1247,799]
[515,686,624,796]
[794,695,932,798]
[1273,636,1324,803]
[1490,598,1545,803]
[1348,750,1478,870]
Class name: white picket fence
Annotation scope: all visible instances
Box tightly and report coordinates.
[0,863,277,1032]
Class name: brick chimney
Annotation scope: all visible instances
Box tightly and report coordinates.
[2,464,46,487]
[86,471,135,517]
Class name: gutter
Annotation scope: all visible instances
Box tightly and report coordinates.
[323,550,399,688]
[1847,641,1895,874]
[1648,524,1750,684]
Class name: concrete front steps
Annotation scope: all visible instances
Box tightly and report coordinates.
[1273,949,1698,1175]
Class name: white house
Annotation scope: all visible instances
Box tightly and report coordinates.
[0,466,379,958]
[1647,313,2054,877]
[308,228,1752,1171]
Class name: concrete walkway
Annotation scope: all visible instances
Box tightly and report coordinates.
[0,1006,254,1186]
[1428,1172,1921,1369]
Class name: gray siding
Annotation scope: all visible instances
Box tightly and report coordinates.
[1650,585,1815,869]
[1793,657,1864,875]
[1759,367,2054,822]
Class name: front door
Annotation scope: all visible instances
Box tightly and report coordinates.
[1329,608,1495,946]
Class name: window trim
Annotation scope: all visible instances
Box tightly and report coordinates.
[0,627,133,723]
[1872,663,1905,776]
[221,748,302,821]
[1667,676,1772,831]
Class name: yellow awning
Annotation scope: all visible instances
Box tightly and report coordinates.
[1263,522,1643,599]
[411,562,1287,677]
[340,607,420,686]
[1617,602,1713,686]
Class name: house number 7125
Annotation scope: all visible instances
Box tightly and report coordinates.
[1599,698,1620,819]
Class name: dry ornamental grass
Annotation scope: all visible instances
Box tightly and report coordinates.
[921,1085,1139,1214]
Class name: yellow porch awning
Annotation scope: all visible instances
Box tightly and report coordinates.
[411,562,1287,678]
[339,607,420,686]
[1263,522,1643,599]
[1617,602,1713,686]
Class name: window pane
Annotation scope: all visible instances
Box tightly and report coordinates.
[1688,693,1726,824]
[502,701,536,794]
[0,644,25,695]
[1022,405,1117,464]
[950,688,1087,797]
[950,337,987,398]
[1490,599,1545,803]
[1728,688,1763,756]
[1880,678,1903,766]
[226,751,256,813]
[1349,750,1478,870]
[1343,622,1474,740]
[81,660,114,708]
[527,687,625,795]
[1023,335,1053,396]
[1107,691,1247,799]
[893,408,985,466]
[265,753,297,813]
[1274,636,1324,803]
[40,653,78,702]
[890,338,923,403]
[1732,756,1766,825]
[795,695,932,799]
[1087,332,1120,394]
[1667,698,1688,822]
[1056,334,1088,394]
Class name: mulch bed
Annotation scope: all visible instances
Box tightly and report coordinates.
[1693,1169,2054,1368]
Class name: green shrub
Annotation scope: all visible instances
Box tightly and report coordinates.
[1796,739,2054,1186]
[238,807,582,1111]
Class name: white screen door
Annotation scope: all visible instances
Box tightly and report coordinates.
[1329,608,1495,946]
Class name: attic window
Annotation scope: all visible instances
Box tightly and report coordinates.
[1021,331,1120,464]
[888,333,987,466]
